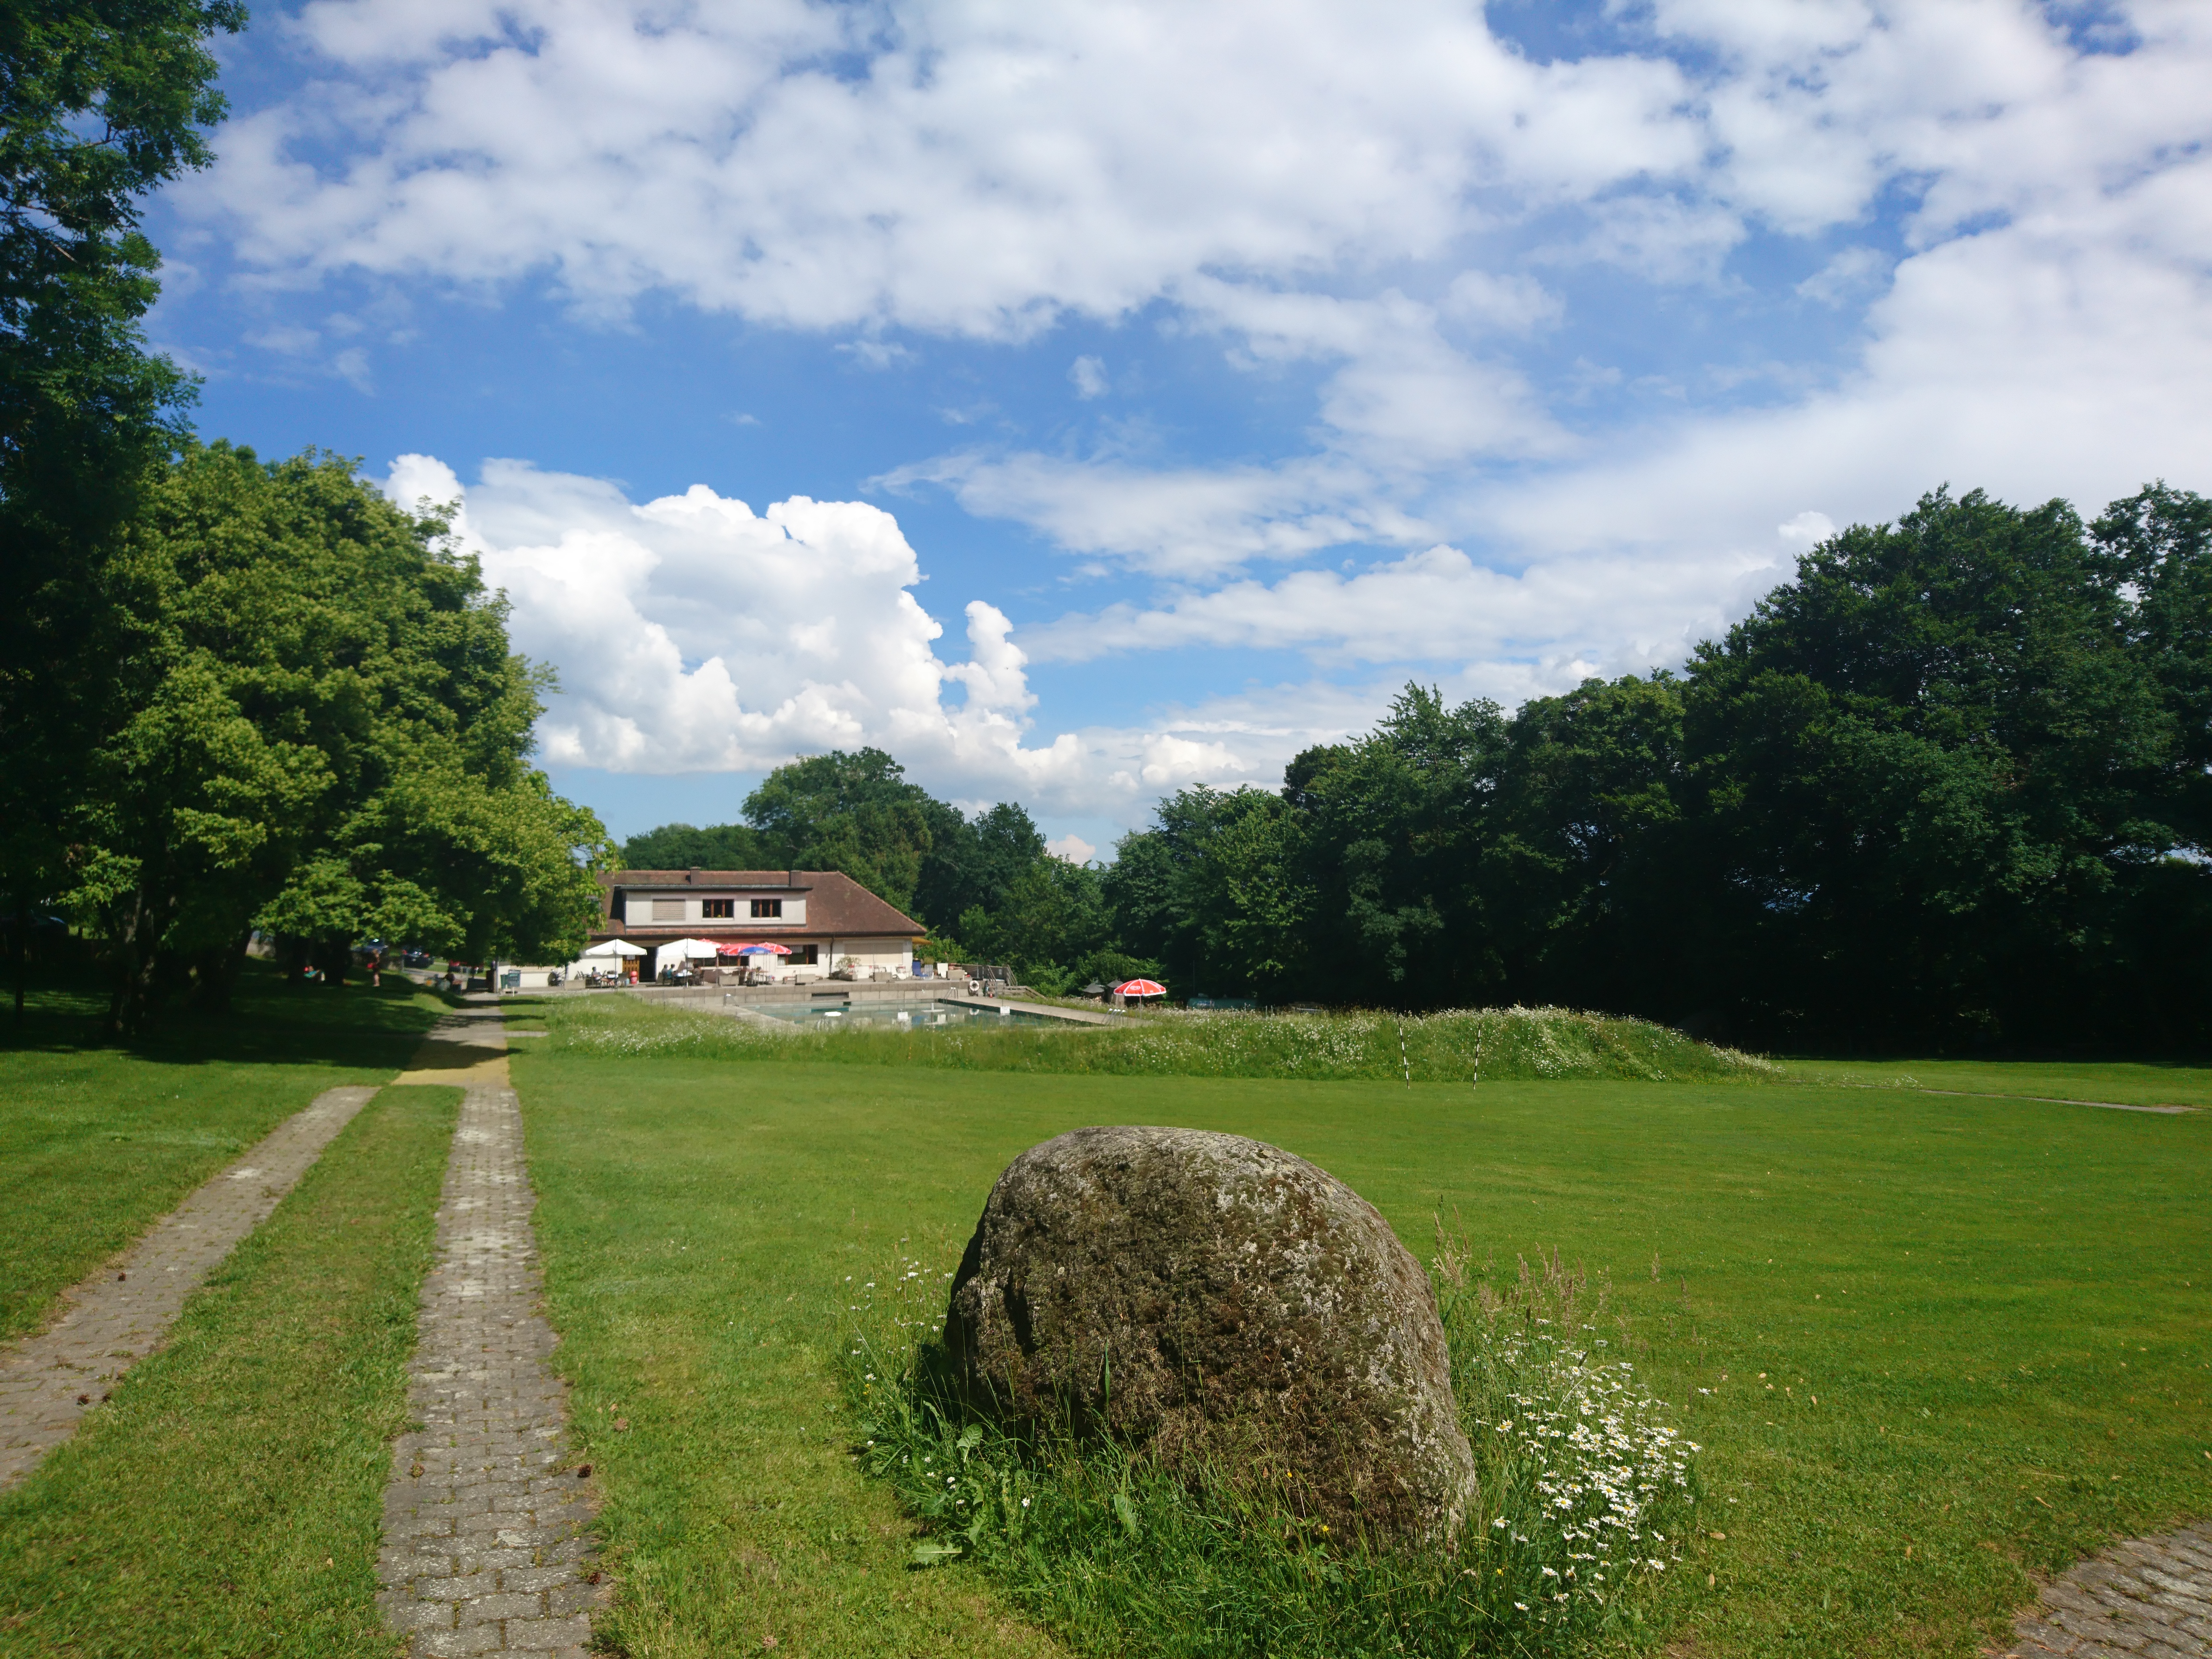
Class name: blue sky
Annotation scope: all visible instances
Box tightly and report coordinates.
[144,0,2212,858]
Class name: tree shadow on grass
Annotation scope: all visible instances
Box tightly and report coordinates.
[4,960,445,1073]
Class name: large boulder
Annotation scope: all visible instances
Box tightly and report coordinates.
[945,1125,1476,1540]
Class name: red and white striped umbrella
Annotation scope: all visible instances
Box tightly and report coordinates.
[1113,978,1166,998]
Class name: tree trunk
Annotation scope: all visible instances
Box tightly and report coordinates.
[10,889,24,1031]
[106,887,172,1040]
[185,926,254,1014]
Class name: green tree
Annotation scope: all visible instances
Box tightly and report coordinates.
[620,821,774,871]
[1677,486,2203,1046]
[735,751,1058,936]
[1481,674,1686,1013]
[1100,823,1180,970]
[955,854,1110,981]
[916,800,1046,927]
[2092,483,2212,849]
[1283,685,1506,1007]
[2,0,245,1021]
[1106,787,1307,999]
[0,0,236,476]
[741,748,936,914]
[70,442,610,1032]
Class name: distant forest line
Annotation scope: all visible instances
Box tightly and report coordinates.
[632,483,2212,1052]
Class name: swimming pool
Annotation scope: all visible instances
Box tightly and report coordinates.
[744,999,1065,1029]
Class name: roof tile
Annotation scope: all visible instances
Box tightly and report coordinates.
[597,870,924,936]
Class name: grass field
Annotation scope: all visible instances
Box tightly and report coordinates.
[508,999,2212,1659]
[2,973,2203,1657]
[0,966,444,1341]
[1777,1056,2212,1110]
[0,1084,459,1658]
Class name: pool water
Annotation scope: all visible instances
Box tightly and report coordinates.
[748,999,1064,1029]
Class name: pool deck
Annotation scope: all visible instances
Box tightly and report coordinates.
[937,994,1120,1026]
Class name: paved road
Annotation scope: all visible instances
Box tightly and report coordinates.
[0,1084,379,1491]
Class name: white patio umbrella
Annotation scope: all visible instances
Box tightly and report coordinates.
[656,938,725,959]
[580,939,647,958]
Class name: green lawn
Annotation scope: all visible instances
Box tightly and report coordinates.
[1777,1055,2212,1110]
[0,965,443,1341]
[511,1030,2212,1659]
[0,1083,459,1658]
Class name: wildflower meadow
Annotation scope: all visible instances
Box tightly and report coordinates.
[537,993,1777,1084]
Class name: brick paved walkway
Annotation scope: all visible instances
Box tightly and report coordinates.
[375,1009,602,1658]
[0,1083,381,1492]
[2008,1522,2212,1658]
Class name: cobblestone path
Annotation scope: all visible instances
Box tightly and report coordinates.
[375,1010,602,1658]
[2009,1522,2212,1658]
[0,1083,381,1491]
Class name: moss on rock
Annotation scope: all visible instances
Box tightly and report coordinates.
[946,1125,1476,1540]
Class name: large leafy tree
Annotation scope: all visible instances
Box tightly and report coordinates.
[1,0,244,1019]
[1479,673,1689,1013]
[620,820,774,871]
[2092,484,2212,849]
[1676,486,2199,1045]
[0,0,235,476]
[1284,685,1506,1005]
[955,855,1110,981]
[741,748,937,915]
[1099,822,1181,971]
[1106,787,1307,999]
[916,800,1047,928]
[73,443,610,1032]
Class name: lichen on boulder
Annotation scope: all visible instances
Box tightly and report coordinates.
[945,1125,1477,1540]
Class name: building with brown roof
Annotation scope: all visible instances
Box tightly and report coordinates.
[590,869,927,980]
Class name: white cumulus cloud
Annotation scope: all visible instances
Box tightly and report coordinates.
[193,0,1701,334]
[1025,539,1781,679]
[181,0,2212,825]
[380,456,1288,816]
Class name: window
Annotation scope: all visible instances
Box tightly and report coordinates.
[750,898,783,918]
[788,943,818,965]
[701,899,734,918]
[650,899,683,920]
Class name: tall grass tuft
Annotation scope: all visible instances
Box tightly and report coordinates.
[542,996,1776,1084]
[838,1221,1702,1658]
